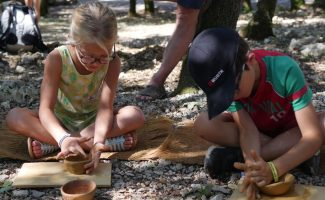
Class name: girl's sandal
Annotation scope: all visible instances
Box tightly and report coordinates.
[105,133,137,152]
[27,137,59,159]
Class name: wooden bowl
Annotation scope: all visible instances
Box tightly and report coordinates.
[64,154,91,175]
[260,173,295,196]
[61,179,96,200]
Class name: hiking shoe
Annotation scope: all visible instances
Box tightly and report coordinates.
[298,150,320,176]
[204,146,244,179]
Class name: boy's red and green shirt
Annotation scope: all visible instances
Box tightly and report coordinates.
[228,49,312,137]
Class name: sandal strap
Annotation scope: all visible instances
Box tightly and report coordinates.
[40,143,59,155]
[105,136,125,152]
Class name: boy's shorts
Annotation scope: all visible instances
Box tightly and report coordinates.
[177,0,204,9]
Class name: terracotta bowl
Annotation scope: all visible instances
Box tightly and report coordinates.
[64,154,91,175]
[61,179,96,200]
[260,173,295,196]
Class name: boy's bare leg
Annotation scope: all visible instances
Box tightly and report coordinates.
[194,112,241,147]
[195,111,325,161]
[5,107,56,145]
[261,112,325,161]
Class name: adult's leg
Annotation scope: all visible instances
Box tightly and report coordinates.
[138,4,200,100]
[33,0,41,23]
[149,5,199,86]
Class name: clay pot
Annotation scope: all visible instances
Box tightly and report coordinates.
[64,154,91,175]
[260,173,295,196]
[61,179,96,200]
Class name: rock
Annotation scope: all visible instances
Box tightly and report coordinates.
[15,65,26,73]
[301,43,325,57]
[31,190,45,198]
[12,190,29,197]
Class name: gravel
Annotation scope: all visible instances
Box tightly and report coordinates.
[0,1,324,200]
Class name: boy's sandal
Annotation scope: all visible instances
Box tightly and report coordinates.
[27,137,59,159]
[137,85,167,100]
[105,134,136,152]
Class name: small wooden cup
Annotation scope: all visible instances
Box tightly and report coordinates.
[260,173,295,196]
[61,179,96,200]
[64,154,91,175]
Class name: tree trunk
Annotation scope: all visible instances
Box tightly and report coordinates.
[40,0,48,17]
[129,0,138,17]
[144,0,155,16]
[243,0,277,40]
[314,0,325,9]
[173,0,241,96]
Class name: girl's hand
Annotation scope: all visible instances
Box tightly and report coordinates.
[56,136,89,159]
[245,151,273,187]
[85,142,106,174]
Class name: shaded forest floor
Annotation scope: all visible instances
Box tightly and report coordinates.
[0,1,324,199]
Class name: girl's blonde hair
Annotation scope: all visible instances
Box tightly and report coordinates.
[69,1,117,52]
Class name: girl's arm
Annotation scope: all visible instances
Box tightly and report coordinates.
[39,49,70,144]
[93,55,121,145]
[273,103,322,177]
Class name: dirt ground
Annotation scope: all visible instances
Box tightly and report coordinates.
[0,1,324,199]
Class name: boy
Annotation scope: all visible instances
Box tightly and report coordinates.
[187,27,324,199]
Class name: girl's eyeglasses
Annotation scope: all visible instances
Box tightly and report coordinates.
[75,44,116,65]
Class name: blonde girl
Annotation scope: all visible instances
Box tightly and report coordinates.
[6,1,145,173]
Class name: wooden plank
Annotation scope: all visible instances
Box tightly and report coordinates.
[229,184,325,200]
[12,162,111,188]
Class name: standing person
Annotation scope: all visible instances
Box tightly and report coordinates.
[5,2,145,174]
[137,0,205,100]
[24,0,41,23]
[187,28,324,199]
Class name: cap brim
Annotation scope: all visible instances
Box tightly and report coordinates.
[206,72,236,119]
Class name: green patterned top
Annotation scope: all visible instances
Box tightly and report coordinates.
[54,46,109,132]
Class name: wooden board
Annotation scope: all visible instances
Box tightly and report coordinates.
[229,184,325,200]
[12,162,111,188]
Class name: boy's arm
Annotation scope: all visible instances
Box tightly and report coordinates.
[232,109,262,199]
[273,103,322,177]
[232,109,261,160]
[93,55,121,145]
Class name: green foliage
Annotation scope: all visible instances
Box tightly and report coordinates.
[242,0,252,13]
[290,0,305,10]
[0,180,13,194]
[197,185,213,197]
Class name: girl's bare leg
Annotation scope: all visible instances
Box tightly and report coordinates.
[79,106,145,151]
[5,107,56,144]
[5,107,57,158]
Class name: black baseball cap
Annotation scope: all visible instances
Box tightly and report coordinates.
[188,27,240,119]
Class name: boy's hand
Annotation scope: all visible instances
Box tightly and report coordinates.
[56,136,89,159]
[85,142,106,174]
[235,150,273,187]
[245,150,273,187]
[239,175,261,200]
